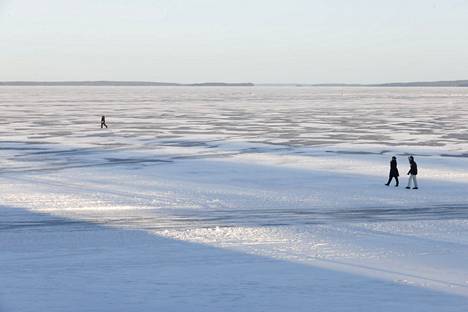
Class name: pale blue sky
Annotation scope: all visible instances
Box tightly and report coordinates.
[1,0,468,83]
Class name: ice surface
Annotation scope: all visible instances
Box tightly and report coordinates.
[1,87,468,311]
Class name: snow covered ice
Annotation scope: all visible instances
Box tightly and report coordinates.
[1,86,468,311]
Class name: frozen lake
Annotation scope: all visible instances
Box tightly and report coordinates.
[1,87,468,311]
[2,86,468,150]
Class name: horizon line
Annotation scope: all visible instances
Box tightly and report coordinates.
[1,79,468,87]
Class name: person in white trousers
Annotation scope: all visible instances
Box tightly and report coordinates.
[406,156,418,189]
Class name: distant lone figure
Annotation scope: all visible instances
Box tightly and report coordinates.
[385,156,399,187]
[406,156,418,189]
[101,115,108,128]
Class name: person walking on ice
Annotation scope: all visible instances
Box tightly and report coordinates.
[385,156,399,187]
[101,115,108,128]
[406,156,418,189]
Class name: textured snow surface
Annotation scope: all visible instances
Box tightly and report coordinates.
[1,87,468,311]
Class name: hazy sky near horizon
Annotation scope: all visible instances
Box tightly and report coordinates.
[1,0,468,83]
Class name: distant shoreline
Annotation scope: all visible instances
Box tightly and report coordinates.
[259,80,468,87]
[1,80,468,87]
[0,81,254,87]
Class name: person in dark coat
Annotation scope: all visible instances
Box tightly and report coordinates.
[406,156,418,189]
[101,115,108,128]
[385,156,399,187]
